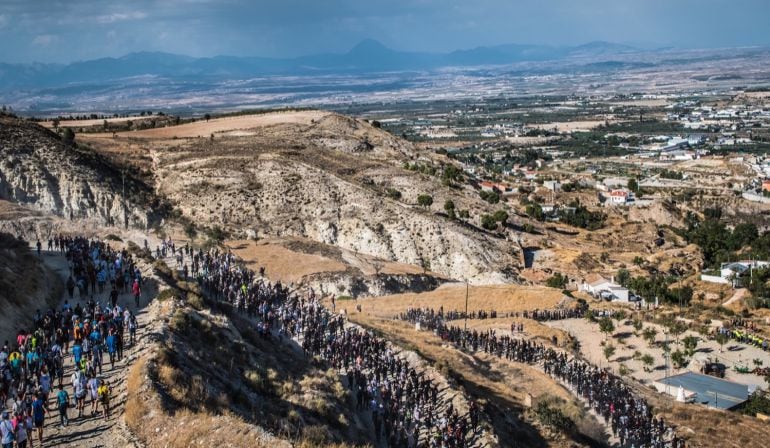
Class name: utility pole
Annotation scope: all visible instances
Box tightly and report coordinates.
[663,330,671,394]
[464,281,469,332]
[121,156,129,229]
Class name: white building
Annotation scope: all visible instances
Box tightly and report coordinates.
[543,180,561,192]
[606,189,631,205]
[581,274,630,302]
[701,260,770,286]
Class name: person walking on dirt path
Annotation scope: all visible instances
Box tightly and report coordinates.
[127,311,137,346]
[105,330,117,370]
[87,374,100,416]
[31,393,45,446]
[132,279,142,308]
[56,385,69,427]
[109,285,119,309]
[72,370,86,418]
[66,276,75,300]
[97,380,111,420]
[13,410,30,448]
[0,411,14,448]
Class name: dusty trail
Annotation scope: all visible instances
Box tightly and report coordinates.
[5,249,159,448]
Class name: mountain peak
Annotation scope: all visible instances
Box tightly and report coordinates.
[348,39,392,55]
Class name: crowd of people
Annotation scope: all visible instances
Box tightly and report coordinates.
[718,326,769,352]
[1,235,140,448]
[399,308,686,448]
[181,247,481,448]
[400,306,587,328]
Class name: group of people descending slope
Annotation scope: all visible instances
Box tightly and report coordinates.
[2,235,140,448]
[400,307,687,448]
[162,245,483,448]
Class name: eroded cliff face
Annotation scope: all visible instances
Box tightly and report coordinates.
[0,116,160,227]
[153,113,521,284]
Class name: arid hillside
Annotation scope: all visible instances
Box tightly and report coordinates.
[80,110,522,284]
[0,115,165,227]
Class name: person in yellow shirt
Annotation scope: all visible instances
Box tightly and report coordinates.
[97,381,111,420]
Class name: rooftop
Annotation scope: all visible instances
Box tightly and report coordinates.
[655,371,750,410]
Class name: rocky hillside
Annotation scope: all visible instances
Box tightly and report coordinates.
[0,111,522,284]
[0,115,164,227]
[147,111,521,283]
[0,232,62,344]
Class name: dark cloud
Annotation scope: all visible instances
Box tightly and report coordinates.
[0,0,767,63]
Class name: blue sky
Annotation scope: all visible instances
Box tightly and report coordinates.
[0,0,768,63]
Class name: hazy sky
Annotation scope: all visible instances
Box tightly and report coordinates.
[0,0,768,63]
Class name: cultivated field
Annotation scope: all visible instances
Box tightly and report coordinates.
[85,110,327,139]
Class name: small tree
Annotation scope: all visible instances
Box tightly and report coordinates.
[546,273,568,289]
[682,335,698,357]
[52,118,60,130]
[616,268,630,287]
[633,256,645,266]
[417,194,433,208]
[385,188,402,200]
[642,326,658,347]
[204,113,211,122]
[628,178,639,194]
[62,128,75,145]
[481,214,498,230]
[613,310,627,326]
[715,332,729,353]
[458,210,470,221]
[671,350,687,369]
[641,353,655,372]
[632,319,643,336]
[599,317,615,340]
[492,210,509,227]
[603,343,616,362]
[444,199,456,218]
[184,222,197,239]
[669,321,687,348]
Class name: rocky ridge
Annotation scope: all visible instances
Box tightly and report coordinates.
[0,115,164,228]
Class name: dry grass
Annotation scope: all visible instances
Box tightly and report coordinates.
[124,354,149,431]
[352,283,567,318]
[227,239,348,284]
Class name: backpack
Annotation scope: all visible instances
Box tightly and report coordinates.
[1,420,14,441]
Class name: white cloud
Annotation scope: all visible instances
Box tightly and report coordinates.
[0,14,8,29]
[95,11,148,24]
[32,34,57,46]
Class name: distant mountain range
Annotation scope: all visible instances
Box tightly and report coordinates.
[0,39,639,89]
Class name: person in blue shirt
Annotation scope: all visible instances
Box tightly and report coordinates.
[90,329,101,345]
[72,341,83,367]
[25,349,39,374]
[105,330,117,370]
[56,385,70,427]
[31,393,46,445]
